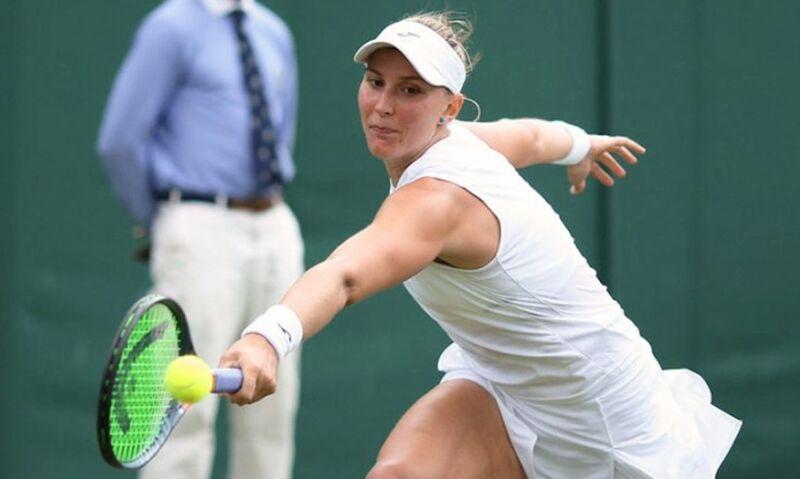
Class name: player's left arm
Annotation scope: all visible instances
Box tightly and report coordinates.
[462,119,645,195]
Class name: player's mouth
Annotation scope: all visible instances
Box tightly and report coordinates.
[369,125,398,136]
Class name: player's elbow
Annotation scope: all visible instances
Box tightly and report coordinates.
[314,257,365,308]
[338,260,365,307]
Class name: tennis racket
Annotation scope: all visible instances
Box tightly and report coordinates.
[96,294,243,469]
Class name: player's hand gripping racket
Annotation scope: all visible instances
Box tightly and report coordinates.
[96,294,243,469]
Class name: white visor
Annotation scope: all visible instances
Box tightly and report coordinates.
[353,20,466,94]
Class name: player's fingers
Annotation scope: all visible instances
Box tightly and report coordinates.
[237,368,260,405]
[218,353,249,403]
[613,145,639,165]
[222,356,256,405]
[227,390,248,406]
[256,366,278,396]
[598,151,626,177]
[591,162,615,186]
[616,137,646,154]
[570,180,586,195]
[217,352,238,370]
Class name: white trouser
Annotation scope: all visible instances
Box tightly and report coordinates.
[140,200,304,479]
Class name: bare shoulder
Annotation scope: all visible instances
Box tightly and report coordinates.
[383,177,472,220]
[380,176,498,270]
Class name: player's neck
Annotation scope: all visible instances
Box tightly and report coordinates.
[386,127,451,187]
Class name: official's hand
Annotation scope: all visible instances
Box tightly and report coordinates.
[567,135,645,195]
[219,334,280,405]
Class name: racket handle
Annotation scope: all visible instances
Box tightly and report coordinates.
[211,368,243,393]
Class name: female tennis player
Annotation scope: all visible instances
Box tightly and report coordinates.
[220,12,741,478]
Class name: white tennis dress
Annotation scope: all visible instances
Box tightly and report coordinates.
[393,122,741,478]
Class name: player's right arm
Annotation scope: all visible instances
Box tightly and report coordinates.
[221,178,482,404]
[96,14,185,227]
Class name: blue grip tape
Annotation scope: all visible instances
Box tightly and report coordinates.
[211,368,243,393]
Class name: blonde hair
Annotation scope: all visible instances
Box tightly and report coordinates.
[403,11,481,75]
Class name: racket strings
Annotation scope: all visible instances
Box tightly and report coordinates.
[109,303,183,464]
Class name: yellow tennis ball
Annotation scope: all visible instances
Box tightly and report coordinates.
[164,355,213,403]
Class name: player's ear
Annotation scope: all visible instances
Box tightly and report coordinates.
[442,92,464,124]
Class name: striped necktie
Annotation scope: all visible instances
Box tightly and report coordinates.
[231,7,282,195]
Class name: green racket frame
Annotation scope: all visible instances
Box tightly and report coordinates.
[96,294,195,469]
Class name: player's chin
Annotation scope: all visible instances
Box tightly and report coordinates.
[366,140,394,161]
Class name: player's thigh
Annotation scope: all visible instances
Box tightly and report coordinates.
[368,379,525,479]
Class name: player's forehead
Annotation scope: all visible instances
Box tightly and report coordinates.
[365,48,428,83]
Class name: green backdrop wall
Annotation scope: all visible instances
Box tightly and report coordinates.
[1,1,797,477]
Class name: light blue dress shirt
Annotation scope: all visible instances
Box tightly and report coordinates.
[97,0,298,227]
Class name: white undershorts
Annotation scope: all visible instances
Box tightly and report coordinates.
[439,342,741,479]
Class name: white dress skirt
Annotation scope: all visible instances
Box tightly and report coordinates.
[439,340,742,479]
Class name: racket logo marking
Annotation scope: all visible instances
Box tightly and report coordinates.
[114,319,171,433]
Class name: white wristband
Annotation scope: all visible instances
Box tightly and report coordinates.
[552,121,591,166]
[242,305,304,360]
